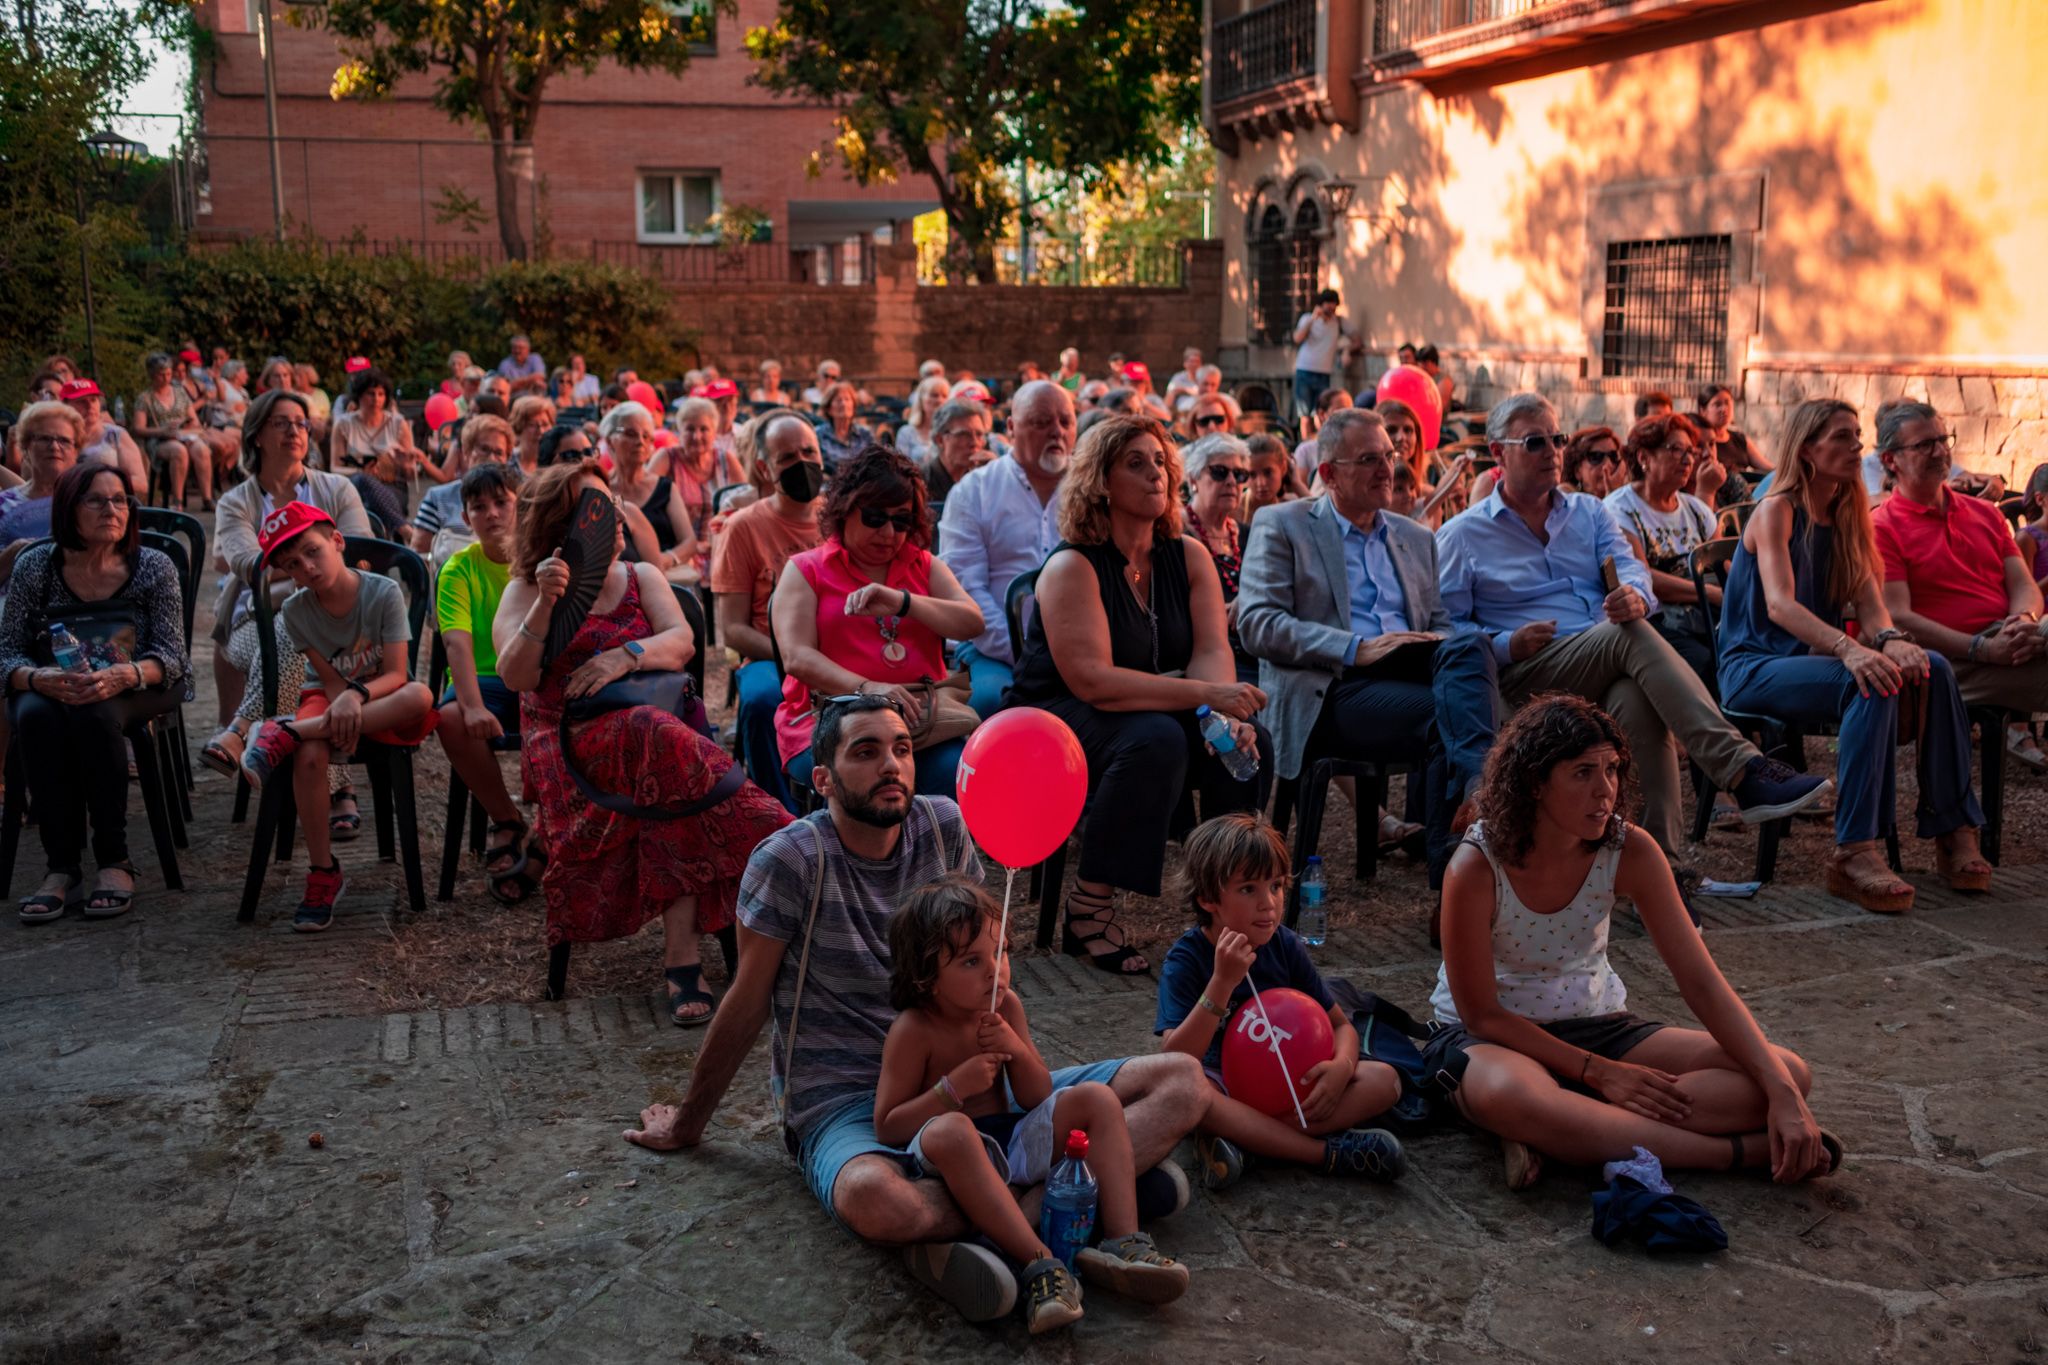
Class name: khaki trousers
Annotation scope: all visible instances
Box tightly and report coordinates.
[1501,621,1758,851]
[1950,655,2048,715]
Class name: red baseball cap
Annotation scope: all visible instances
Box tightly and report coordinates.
[178,348,202,364]
[344,356,372,374]
[950,381,993,405]
[692,378,739,400]
[59,378,102,403]
[258,501,336,564]
[1121,361,1151,384]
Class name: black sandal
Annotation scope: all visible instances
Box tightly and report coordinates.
[489,838,545,906]
[1061,892,1150,975]
[18,872,82,925]
[329,787,361,843]
[1731,1130,1844,1178]
[664,965,717,1028]
[83,862,138,920]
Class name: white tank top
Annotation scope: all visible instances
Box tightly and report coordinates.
[1430,819,1629,1027]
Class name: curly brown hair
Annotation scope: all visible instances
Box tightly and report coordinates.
[1057,412,1184,546]
[819,443,930,549]
[1476,693,1634,866]
[887,875,1001,1012]
[511,457,607,581]
[1173,813,1291,927]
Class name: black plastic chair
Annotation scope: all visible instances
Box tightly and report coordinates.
[1275,753,1420,926]
[138,507,206,589]
[237,537,432,923]
[139,530,197,827]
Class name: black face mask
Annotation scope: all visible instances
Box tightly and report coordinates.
[778,461,825,503]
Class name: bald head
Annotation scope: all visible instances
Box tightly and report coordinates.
[1009,381,1077,479]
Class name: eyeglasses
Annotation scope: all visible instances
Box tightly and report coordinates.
[264,418,312,436]
[1653,444,1696,460]
[939,427,987,444]
[858,507,916,533]
[80,494,136,514]
[23,434,77,452]
[1888,433,1956,458]
[1193,414,1230,430]
[1324,451,1393,471]
[1203,465,1252,484]
[1502,432,1568,455]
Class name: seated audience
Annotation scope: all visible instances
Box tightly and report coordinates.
[603,402,696,573]
[937,381,1073,719]
[1291,387,1353,488]
[1243,432,1302,527]
[497,335,548,395]
[711,411,827,814]
[509,395,556,479]
[919,398,993,504]
[815,382,873,472]
[1184,392,1241,446]
[661,397,744,551]
[131,351,209,510]
[1693,384,1766,507]
[1164,347,1204,413]
[895,376,951,465]
[434,463,534,901]
[64,380,147,496]
[1436,392,1830,854]
[1605,415,1720,685]
[1238,408,1499,884]
[1180,432,1256,683]
[751,359,787,407]
[1005,414,1271,975]
[413,414,514,555]
[293,363,332,432]
[1,402,84,568]
[1561,426,1626,497]
[3,463,189,922]
[1634,391,1674,421]
[329,366,427,536]
[1433,694,1839,1188]
[235,503,438,931]
[1719,399,1987,914]
[494,460,791,1021]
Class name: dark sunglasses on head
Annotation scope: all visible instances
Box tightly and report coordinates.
[1193,414,1230,429]
[1203,465,1252,484]
[859,506,916,533]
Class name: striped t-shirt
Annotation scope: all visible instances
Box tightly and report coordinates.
[737,796,982,1136]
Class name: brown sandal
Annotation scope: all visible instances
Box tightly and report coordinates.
[1934,829,1992,893]
[1825,841,1914,914]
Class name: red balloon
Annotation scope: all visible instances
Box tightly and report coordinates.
[626,380,662,413]
[649,428,678,449]
[423,392,459,432]
[956,708,1088,868]
[1375,364,1444,452]
[1220,987,1336,1121]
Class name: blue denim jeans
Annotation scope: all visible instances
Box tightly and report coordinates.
[1720,650,1982,843]
[735,658,797,814]
[953,642,1015,720]
[1294,368,1333,418]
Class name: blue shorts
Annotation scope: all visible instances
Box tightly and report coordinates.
[437,674,522,736]
[796,1057,1128,1230]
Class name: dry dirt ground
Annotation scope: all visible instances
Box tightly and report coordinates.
[4,536,2047,1363]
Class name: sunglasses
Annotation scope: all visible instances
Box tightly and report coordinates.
[858,506,916,533]
[1203,465,1252,484]
[819,692,906,716]
[1582,448,1622,465]
[1193,414,1230,430]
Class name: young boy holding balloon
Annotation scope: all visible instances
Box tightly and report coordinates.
[876,876,1191,1335]
[1155,814,1408,1187]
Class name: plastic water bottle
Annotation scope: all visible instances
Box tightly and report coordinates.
[1039,1129,1098,1270]
[1197,705,1258,782]
[1297,855,1328,946]
[49,624,89,674]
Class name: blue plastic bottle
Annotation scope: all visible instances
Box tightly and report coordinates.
[1196,705,1258,782]
[1297,855,1328,947]
[1039,1129,1098,1270]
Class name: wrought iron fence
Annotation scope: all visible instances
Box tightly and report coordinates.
[1372,0,1564,53]
[1212,0,1319,103]
[1599,234,1733,383]
[916,239,1185,288]
[185,235,873,285]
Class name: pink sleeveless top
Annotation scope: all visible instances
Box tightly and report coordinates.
[774,539,945,765]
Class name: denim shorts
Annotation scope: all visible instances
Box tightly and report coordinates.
[795,1057,1127,1229]
[1420,1011,1666,1100]
[436,674,522,735]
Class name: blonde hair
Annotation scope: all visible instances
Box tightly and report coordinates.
[460,413,515,458]
[1766,398,1881,608]
[509,394,557,435]
[1057,413,1183,546]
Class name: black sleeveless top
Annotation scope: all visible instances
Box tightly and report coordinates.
[640,475,681,551]
[1006,537,1196,705]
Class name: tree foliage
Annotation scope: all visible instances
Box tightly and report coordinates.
[311,0,732,260]
[746,0,1201,282]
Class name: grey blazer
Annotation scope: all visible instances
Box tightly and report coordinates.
[1236,495,1454,780]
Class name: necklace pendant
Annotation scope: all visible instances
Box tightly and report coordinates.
[882,640,907,663]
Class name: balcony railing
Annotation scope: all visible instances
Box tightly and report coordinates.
[917,238,1185,288]
[1212,0,1318,105]
[1372,0,1563,55]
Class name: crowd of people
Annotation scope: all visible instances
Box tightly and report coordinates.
[5,330,2037,1336]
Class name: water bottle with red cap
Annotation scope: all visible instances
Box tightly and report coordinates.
[1038,1129,1098,1270]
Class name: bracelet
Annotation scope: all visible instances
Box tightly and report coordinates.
[1970,630,1989,663]
[1829,632,1852,656]
[128,662,144,690]
[899,588,913,617]
[935,1075,964,1110]
[518,622,545,644]
[1196,992,1229,1019]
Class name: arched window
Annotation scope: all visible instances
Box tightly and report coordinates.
[1251,203,1290,344]
[1289,199,1323,331]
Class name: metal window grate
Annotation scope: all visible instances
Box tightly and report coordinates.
[1251,204,1292,343]
[1599,235,1732,382]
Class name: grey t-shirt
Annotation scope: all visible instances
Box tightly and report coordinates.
[736,797,981,1136]
[281,569,409,684]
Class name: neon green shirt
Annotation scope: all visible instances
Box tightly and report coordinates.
[435,541,512,679]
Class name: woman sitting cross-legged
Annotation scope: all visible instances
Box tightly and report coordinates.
[2,463,190,922]
[1718,398,1988,914]
[1431,693,1840,1190]
[493,460,791,1025]
[1004,413,1272,974]
[771,443,984,801]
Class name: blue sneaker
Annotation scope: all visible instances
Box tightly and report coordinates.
[1323,1127,1406,1182]
[1730,757,1833,824]
[240,719,299,792]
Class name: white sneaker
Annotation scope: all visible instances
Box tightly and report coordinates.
[2007,727,2048,773]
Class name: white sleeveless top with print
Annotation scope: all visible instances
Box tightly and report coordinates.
[1430,819,1629,1027]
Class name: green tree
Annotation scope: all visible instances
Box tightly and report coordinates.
[312,0,732,261]
[747,0,1201,283]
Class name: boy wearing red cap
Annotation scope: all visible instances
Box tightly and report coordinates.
[239,502,436,930]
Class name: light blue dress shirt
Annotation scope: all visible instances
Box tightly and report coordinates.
[936,456,1065,665]
[1436,487,1657,665]
[1343,516,1412,646]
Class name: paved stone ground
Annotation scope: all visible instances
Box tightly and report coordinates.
[4,561,2048,1362]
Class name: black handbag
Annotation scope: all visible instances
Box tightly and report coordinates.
[558,670,743,820]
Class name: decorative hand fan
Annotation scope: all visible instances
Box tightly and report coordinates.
[543,487,619,665]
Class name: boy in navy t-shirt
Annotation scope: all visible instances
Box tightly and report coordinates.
[1155,814,1407,1188]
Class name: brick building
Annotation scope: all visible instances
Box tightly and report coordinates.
[195,0,937,273]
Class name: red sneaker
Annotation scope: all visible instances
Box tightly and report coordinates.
[240,719,300,791]
[294,861,345,932]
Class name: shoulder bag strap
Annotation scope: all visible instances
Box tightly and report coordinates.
[776,831,830,1130]
[557,696,745,820]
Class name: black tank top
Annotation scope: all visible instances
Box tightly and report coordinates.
[640,475,681,551]
[1007,536,1195,704]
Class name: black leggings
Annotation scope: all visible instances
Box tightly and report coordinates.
[1033,698,1273,897]
[11,688,180,877]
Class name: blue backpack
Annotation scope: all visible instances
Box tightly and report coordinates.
[1328,978,1445,1134]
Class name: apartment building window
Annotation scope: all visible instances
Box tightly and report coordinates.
[638,172,720,243]
[1251,204,1291,344]
[1599,234,1732,382]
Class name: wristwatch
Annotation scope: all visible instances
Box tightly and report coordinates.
[621,639,645,671]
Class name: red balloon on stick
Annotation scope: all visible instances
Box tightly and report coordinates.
[423,392,459,432]
[1375,364,1444,452]
[1220,987,1336,1122]
[626,380,662,413]
[956,708,1088,868]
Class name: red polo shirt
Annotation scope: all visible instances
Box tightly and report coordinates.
[1870,487,2018,634]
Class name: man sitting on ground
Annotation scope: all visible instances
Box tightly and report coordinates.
[1435,392,1831,853]
[622,696,1209,1325]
